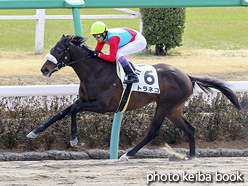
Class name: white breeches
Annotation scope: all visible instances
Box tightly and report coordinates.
[116,32,147,60]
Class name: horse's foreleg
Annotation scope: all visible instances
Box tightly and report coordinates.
[70,112,78,146]
[68,100,107,146]
[27,105,73,138]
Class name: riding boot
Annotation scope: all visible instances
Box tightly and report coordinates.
[123,63,139,84]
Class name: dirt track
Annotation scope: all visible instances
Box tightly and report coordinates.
[0,157,247,186]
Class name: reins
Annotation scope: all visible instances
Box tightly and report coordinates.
[65,56,91,67]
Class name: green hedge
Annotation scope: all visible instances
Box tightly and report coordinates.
[0,93,247,151]
[140,8,186,55]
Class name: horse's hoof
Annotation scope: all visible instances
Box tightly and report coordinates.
[70,137,78,147]
[26,131,37,138]
[119,153,129,162]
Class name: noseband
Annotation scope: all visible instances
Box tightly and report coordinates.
[45,40,91,70]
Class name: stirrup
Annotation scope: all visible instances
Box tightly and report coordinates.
[124,76,139,84]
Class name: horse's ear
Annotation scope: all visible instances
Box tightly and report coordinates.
[60,34,66,41]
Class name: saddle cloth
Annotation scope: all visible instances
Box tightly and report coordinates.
[116,62,160,94]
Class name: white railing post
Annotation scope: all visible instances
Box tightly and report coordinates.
[35,9,45,54]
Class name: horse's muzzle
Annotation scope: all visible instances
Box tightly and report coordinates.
[41,66,58,77]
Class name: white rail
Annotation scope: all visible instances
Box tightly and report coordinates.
[0,85,79,97]
[194,81,248,92]
[0,81,247,97]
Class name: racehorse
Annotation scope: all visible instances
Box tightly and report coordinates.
[27,35,246,159]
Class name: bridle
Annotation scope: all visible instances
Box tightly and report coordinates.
[45,39,91,70]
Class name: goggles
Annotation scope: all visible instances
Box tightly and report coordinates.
[92,34,102,38]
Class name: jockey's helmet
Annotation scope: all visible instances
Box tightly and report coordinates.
[91,21,108,37]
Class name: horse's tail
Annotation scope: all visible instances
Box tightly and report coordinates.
[188,75,244,110]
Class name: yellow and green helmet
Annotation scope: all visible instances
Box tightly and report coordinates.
[90,21,108,35]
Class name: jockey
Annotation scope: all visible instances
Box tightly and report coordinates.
[90,21,147,84]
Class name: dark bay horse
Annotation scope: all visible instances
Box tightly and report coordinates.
[27,35,246,159]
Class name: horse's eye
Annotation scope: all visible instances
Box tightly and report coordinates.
[57,49,63,54]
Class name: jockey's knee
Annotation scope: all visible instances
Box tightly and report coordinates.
[118,56,129,67]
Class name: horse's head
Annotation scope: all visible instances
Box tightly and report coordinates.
[41,34,89,77]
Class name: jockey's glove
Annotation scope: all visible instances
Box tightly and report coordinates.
[89,50,100,57]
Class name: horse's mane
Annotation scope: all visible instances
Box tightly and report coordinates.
[64,34,115,66]
[70,35,89,48]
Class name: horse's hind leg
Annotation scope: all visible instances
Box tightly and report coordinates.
[167,109,195,158]
[27,105,73,138]
[122,107,168,159]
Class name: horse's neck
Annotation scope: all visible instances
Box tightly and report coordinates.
[72,57,115,82]
[69,47,96,80]
[69,46,116,83]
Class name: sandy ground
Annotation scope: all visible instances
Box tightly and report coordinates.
[0,157,247,186]
[1,49,248,86]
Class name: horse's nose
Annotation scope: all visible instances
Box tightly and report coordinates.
[41,67,49,76]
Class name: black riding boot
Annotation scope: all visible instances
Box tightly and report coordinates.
[123,63,139,84]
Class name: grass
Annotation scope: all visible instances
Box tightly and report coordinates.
[0,7,248,52]
[0,8,140,53]
[182,7,248,50]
